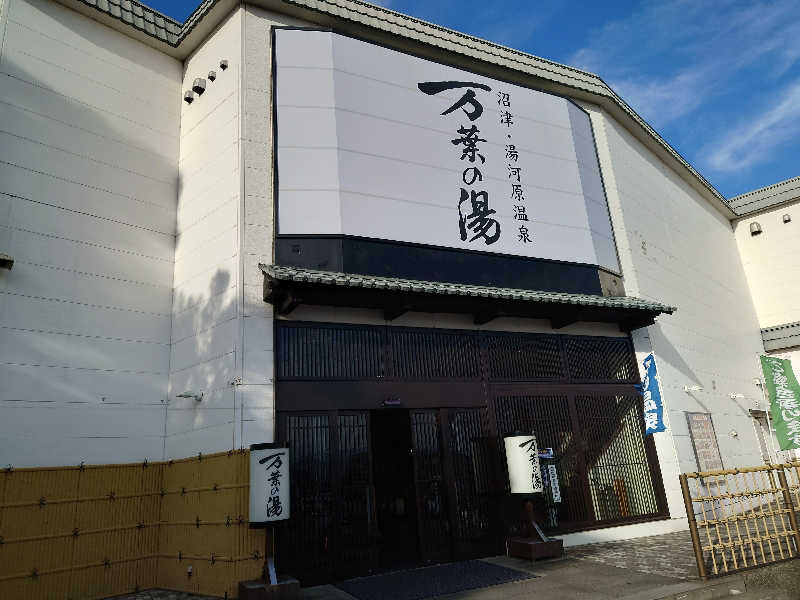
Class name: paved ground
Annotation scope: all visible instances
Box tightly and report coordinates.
[109,529,798,600]
[568,529,700,580]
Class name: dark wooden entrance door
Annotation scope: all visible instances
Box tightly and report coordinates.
[278,411,377,582]
[410,408,498,565]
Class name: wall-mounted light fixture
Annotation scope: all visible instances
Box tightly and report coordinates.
[729,393,745,400]
[729,430,739,438]
[684,385,703,393]
[783,214,792,224]
[219,59,229,70]
[176,391,203,402]
[183,90,195,104]
[192,78,206,95]
[208,70,217,82]
[750,222,763,236]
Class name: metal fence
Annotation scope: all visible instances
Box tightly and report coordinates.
[680,463,800,578]
[0,451,264,599]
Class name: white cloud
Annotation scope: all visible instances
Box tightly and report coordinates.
[706,81,800,172]
[568,0,800,129]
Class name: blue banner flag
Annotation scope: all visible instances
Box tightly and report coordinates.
[635,353,666,435]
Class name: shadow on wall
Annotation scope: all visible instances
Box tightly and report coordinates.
[167,268,241,455]
[0,41,185,466]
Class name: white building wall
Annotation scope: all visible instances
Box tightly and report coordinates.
[734,200,800,329]
[167,8,244,458]
[586,104,767,520]
[0,0,181,467]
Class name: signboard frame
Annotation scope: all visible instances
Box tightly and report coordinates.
[685,412,724,473]
[270,25,622,277]
[249,442,291,528]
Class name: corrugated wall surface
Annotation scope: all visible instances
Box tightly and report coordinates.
[0,451,263,599]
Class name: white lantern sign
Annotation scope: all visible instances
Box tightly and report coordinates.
[504,433,543,494]
[249,443,290,526]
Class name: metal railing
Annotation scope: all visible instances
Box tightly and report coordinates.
[680,463,800,578]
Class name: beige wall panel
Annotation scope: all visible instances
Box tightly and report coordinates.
[0,452,262,598]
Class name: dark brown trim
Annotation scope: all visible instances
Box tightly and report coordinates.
[276,381,486,411]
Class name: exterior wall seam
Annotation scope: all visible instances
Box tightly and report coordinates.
[237,3,247,450]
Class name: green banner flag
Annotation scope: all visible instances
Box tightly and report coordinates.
[760,355,800,451]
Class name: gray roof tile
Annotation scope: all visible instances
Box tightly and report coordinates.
[761,321,800,352]
[260,264,677,315]
[730,176,800,217]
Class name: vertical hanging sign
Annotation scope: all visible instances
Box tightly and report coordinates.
[760,355,800,450]
[249,443,290,526]
[504,433,543,494]
[636,353,666,435]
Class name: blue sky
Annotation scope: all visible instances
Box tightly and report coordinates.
[154,0,800,198]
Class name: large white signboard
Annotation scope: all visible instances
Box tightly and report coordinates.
[249,444,290,526]
[274,29,620,273]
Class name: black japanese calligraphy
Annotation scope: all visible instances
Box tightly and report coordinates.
[452,125,486,164]
[418,81,492,121]
[419,79,499,246]
[462,167,483,186]
[459,189,500,244]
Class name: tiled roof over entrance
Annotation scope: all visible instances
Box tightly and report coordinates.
[259,265,677,314]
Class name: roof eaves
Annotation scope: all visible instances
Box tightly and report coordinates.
[62,0,735,218]
[730,176,800,217]
[260,264,678,315]
[761,321,800,353]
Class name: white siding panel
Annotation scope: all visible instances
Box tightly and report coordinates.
[0,74,176,162]
[3,19,178,112]
[4,227,172,287]
[5,262,172,315]
[171,285,239,344]
[0,130,176,209]
[170,317,239,374]
[7,0,181,89]
[0,100,176,184]
[0,0,180,467]
[0,292,171,343]
[0,431,164,468]
[167,8,245,456]
[0,163,174,234]
[0,362,166,405]
[587,104,766,521]
[735,202,800,328]
[0,327,168,373]
[7,197,173,261]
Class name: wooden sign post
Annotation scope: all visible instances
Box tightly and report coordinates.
[240,443,299,600]
[504,433,563,561]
